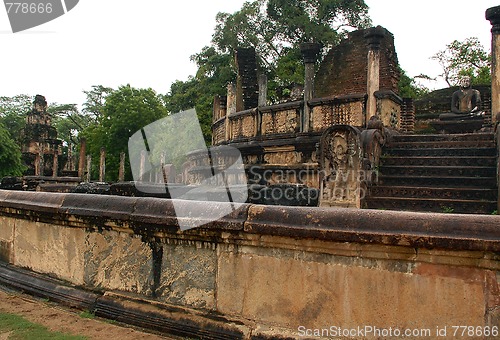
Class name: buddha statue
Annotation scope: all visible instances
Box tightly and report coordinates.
[439,76,484,121]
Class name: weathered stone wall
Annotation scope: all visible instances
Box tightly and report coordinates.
[235,48,259,112]
[401,97,416,133]
[0,190,498,338]
[315,27,400,98]
[228,109,258,140]
[309,94,366,130]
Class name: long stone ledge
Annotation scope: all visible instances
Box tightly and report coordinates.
[0,189,498,252]
[0,263,251,339]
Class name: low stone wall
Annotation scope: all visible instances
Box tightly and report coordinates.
[0,190,499,338]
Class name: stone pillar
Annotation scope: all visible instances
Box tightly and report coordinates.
[235,48,259,112]
[213,96,221,123]
[34,153,41,176]
[52,149,58,177]
[300,42,322,132]
[258,74,268,107]
[67,142,73,171]
[364,26,385,127]
[139,150,147,182]
[213,96,222,145]
[86,155,91,182]
[158,152,165,183]
[78,138,86,180]
[38,143,45,176]
[118,152,126,182]
[226,83,237,141]
[486,6,500,124]
[99,147,106,182]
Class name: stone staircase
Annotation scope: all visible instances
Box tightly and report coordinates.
[365,133,498,214]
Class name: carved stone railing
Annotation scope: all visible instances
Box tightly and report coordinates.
[259,101,302,136]
[227,108,259,141]
[309,94,366,131]
[213,92,406,145]
[212,117,226,145]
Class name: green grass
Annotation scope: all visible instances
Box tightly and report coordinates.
[440,206,455,214]
[0,312,87,340]
[78,311,95,319]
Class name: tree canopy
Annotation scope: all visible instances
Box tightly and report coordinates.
[432,37,491,86]
[0,94,31,142]
[82,85,168,181]
[0,121,25,177]
[165,0,372,142]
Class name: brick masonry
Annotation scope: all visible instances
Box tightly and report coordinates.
[315,27,400,98]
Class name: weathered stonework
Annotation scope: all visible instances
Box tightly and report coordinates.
[375,90,402,129]
[310,95,366,130]
[229,109,258,140]
[0,192,498,338]
[84,230,154,295]
[157,241,217,310]
[319,126,364,208]
[13,219,85,285]
[315,27,400,98]
[21,95,63,176]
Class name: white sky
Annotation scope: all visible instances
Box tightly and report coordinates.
[0,0,495,106]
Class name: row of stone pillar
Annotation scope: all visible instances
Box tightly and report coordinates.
[77,138,107,182]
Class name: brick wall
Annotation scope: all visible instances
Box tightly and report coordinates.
[315,27,400,98]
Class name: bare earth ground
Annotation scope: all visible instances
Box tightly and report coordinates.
[0,288,174,340]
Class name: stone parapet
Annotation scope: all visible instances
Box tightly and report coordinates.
[0,190,499,338]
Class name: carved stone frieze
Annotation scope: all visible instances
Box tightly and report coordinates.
[263,152,300,165]
[319,125,363,208]
[312,101,364,132]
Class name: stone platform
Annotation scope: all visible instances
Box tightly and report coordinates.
[430,118,484,134]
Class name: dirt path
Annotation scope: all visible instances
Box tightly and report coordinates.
[0,288,174,339]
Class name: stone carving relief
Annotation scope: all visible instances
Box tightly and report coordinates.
[319,125,363,208]
[261,113,273,135]
[242,115,256,137]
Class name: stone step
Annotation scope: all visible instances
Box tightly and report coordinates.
[385,147,496,157]
[388,140,496,149]
[391,133,494,143]
[364,197,498,214]
[378,175,497,188]
[381,156,497,167]
[379,165,497,178]
[369,186,498,201]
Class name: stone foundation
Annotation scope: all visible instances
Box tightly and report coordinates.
[0,190,498,338]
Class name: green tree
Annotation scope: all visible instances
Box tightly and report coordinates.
[398,68,429,99]
[82,85,168,182]
[0,121,25,177]
[432,37,491,86]
[166,0,371,143]
[0,94,31,142]
[82,85,114,122]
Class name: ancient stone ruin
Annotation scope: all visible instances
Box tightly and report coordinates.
[191,24,498,214]
[193,26,413,208]
[0,6,498,339]
[21,95,62,177]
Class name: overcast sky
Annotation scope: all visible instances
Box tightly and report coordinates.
[0,0,495,107]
